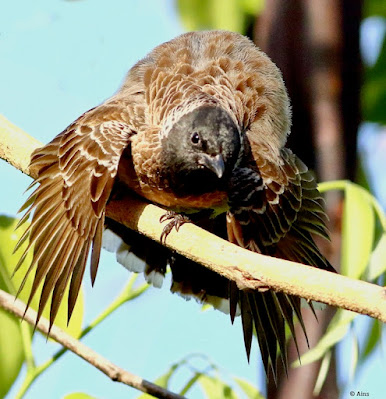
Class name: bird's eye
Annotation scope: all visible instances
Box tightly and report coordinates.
[191,132,200,144]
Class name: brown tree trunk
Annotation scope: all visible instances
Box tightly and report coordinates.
[253,0,362,397]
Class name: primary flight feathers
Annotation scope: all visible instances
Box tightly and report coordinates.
[15,30,335,379]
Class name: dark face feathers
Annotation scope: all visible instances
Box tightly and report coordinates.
[161,106,241,196]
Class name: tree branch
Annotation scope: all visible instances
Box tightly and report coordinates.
[0,289,185,399]
[1,115,386,323]
[0,115,41,178]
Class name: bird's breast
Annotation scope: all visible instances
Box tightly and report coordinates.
[134,182,229,211]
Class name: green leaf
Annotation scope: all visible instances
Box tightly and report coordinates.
[341,183,375,279]
[362,75,386,124]
[313,351,332,396]
[179,372,202,396]
[0,216,28,397]
[136,363,179,399]
[136,355,218,399]
[0,310,25,398]
[364,1,386,17]
[294,309,356,367]
[198,375,239,399]
[239,0,265,15]
[367,233,386,281]
[63,393,97,399]
[0,215,84,338]
[234,377,265,399]
[209,0,245,32]
[176,0,264,33]
[360,318,383,362]
[153,364,178,388]
[176,0,212,31]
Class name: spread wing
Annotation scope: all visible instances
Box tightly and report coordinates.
[14,107,133,330]
[227,147,335,379]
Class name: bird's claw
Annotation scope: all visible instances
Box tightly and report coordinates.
[159,211,191,243]
[159,211,177,224]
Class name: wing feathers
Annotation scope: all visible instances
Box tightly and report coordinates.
[248,293,271,375]
[261,293,287,372]
[252,293,278,379]
[227,147,334,380]
[274,293,301,358]
[15,112,133,329]
[49,240,78,332]
[240,291,253,362]
[36,232,76,328]
[90,216,104,286]
[68,239,91,322]
[23,214,71,310]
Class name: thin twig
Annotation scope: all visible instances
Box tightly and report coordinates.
[0,289,185,399]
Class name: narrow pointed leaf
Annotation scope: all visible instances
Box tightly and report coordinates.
[313,351,332,396]
[1,215,84,338]
[198,375,238,399]
[367,233,386,281]
[233,377,265,399]
[360,318,383,362]
[63,393,98,399]
[341,183,375,278]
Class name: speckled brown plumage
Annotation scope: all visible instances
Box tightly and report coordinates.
[15,31,335,379]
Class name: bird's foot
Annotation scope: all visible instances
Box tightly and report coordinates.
[159,211,191,243]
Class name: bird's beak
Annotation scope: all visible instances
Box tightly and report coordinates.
[199,154,225,179]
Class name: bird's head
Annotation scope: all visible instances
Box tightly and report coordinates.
[160,105,241,196]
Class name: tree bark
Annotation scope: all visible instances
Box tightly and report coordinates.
[253,1,363,397]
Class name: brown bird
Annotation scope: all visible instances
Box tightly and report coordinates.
[15,30,335,379]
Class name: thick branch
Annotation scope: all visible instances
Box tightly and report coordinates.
[1,116,386,323]
[0,289,185,399]
[0,115,41,178]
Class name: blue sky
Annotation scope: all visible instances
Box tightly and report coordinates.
[0,1,384,399]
